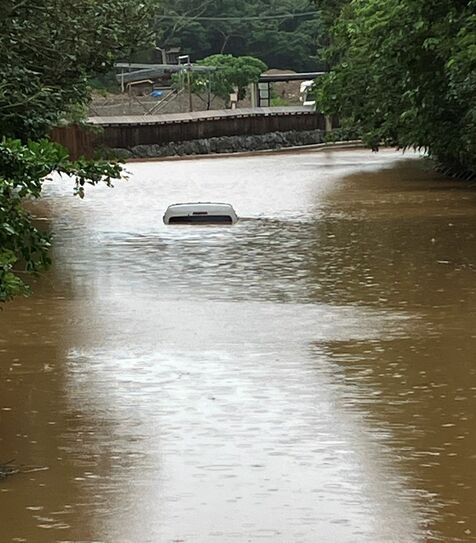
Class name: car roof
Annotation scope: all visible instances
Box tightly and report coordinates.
[167,202,233,208]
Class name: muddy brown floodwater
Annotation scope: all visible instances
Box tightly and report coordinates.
[1,148,475,543]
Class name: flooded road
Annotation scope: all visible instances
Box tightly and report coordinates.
[1,148,475,542]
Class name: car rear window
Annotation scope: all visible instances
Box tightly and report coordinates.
[168,215,233,224]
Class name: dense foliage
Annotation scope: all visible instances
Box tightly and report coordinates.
[0,140,121,300]
[0,0,154,140]
[155,0,324,71]
[314,0,476,176]
[0,0,154,301]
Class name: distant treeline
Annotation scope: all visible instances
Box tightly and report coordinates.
[154,0,325,71]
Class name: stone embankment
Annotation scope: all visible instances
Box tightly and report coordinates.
[110,129,325,159]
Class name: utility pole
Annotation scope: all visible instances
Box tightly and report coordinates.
[207,74,212,110]
[179,55,193,113]
[187,61,193,113]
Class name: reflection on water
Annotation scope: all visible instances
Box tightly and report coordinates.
[1,149,475,542]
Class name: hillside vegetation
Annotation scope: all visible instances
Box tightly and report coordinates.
[155,0,324,71]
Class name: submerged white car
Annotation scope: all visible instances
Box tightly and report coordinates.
[163,202,238,225]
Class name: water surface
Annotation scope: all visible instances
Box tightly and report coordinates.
[1,149,475,542]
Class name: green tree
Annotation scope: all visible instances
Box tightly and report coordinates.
[0,0,154,302]
[0,0,154,139]
[201,54,267,102]
[174,54,267,107]
[314,0,476,177]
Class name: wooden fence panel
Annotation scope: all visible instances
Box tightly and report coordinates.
[50,125,100,160]
[51,111,326,157]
